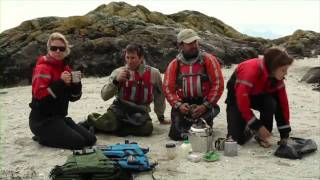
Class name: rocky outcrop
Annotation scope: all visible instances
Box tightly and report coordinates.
[0,2,319,87]
[272,30,320,58]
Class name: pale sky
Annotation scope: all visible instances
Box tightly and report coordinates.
[0,0,319,39]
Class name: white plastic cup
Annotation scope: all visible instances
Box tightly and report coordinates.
[71,71,81,83]
[166,143,177,160]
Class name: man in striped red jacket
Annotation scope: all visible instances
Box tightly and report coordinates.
[163,29,224,140]
[225,48,293,147]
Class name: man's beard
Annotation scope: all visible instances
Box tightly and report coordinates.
[182,48,199,60]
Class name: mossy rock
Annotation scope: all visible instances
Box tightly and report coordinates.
[287,29,318,44]
[129,9,148,22]
[289,29,305,42]
[102,27,117,36]
[287,42,305,54]
[89,38,118,53]
[19,20,40,31]
[169,10,245,39]
[79,29,88,36]
[18,17,60,32]
[34,33,50,43]
[55,16,94,33]
[147,12,166,24]
[28,31,42,41]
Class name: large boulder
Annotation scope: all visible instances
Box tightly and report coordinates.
[301,67,320,92]
[301,67,320,83]
[272,30,320,58]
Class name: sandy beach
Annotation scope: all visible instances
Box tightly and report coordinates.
[0,57,319,180]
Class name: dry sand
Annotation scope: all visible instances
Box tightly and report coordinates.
[0,57,319,180]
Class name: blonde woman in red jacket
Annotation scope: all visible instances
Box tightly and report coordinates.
[29,32,96,149]
[225,48,293,147]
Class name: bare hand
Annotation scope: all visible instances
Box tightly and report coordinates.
[116,68,130,82]
[257,126,272,139]
[61,71,72,85]
[256,126,272,147]
[179,103,190,114]
[191,105,207,118]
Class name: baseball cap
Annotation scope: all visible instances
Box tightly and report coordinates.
[177,29,201,43]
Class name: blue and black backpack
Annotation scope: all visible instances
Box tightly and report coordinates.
[97,140,157,172]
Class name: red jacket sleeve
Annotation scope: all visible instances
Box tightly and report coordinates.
[275,82,291,137]
[162,59,182,108]
[235,83,255,122]
[32,64,53,100]
[235,66,257,123]
[32,64,71,100]
[277,82,290,124]
[203,54,224,105]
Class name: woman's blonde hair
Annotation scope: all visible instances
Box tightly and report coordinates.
[47,32,72,57]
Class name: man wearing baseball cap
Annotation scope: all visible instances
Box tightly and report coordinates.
[163,29,224,140]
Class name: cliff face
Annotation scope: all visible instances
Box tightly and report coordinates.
[0,2,319,87]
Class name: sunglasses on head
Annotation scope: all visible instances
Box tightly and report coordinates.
[49,46,66,52]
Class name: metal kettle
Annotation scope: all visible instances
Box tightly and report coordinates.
[188,118,214,153]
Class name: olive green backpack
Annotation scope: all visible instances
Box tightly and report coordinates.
[50,148,131,180]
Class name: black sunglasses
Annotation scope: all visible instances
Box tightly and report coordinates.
[49,46,66,52]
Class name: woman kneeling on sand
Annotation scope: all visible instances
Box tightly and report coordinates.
[225,47,293,147]
[29,32,96,150]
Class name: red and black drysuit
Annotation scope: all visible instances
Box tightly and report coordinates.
[163,52,224,140]
[29,55,96,149]
[225,58,291,144]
